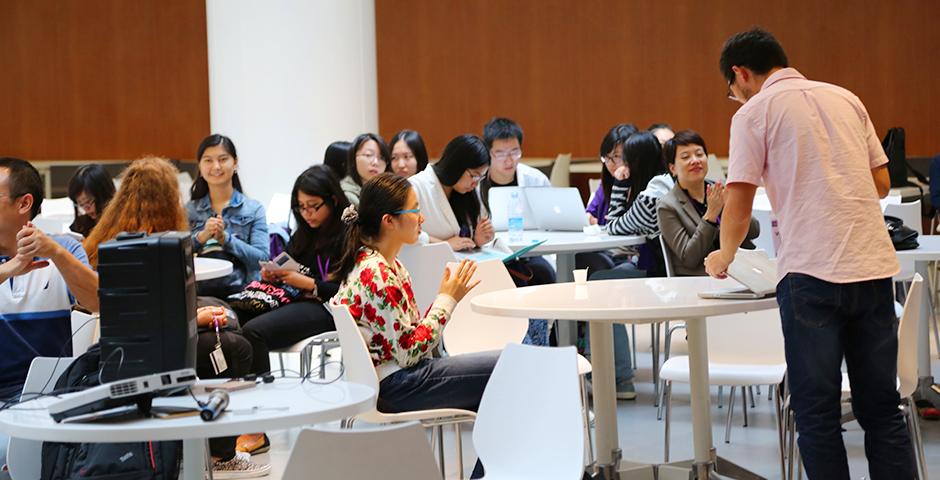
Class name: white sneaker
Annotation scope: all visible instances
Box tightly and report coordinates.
[212,452,271,479]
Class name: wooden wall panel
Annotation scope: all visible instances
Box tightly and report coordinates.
[376,0,940,158]
[0,0,209,160]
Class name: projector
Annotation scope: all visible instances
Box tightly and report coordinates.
[48,368,198,423]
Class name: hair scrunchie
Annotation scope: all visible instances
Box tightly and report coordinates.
[341,204,359,225]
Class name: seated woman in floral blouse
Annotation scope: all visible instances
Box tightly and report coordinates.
[331,172,498,413]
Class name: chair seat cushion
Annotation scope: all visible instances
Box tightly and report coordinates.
[659,355,786,386]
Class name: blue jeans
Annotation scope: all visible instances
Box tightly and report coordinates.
[777,273,914,480]
[377,351,500,413]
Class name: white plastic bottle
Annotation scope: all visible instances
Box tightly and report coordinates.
[508,190,524,242]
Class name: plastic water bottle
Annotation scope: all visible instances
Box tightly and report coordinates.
[508,191,524,242]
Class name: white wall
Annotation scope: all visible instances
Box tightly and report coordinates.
[205,0,378,215]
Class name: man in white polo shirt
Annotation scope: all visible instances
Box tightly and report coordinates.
[704,30,913,479]
[0,157,99,473]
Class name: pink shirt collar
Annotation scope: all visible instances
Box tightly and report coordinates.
[760,67,805,92]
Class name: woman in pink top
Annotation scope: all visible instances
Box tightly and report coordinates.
[331,173,499,414]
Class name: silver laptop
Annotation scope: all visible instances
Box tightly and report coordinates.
[699,249,778,299]
[524,187,589,231]
[488,186,536,231]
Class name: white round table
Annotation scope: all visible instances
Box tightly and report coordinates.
[0,378,374,480]
[193,257,233,281]
[472,277,778,479]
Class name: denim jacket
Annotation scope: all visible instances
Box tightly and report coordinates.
[186,189,270,282]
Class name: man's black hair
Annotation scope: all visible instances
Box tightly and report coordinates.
[719,28,789,82]
[482,117,523,149]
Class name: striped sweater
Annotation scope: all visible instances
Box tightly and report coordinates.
[605,173,676,236]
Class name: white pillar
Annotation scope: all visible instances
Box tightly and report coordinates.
[205,0,378,211]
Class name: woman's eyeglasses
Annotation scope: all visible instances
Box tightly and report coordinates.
[392,208,421,215]
[294,202,326,214]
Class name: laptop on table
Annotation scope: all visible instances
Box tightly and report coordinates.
[698,249,778,299]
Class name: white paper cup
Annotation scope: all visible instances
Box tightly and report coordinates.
[573,269,588,285]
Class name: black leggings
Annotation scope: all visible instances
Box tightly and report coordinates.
[240,301,336,375]
[196,329,253,460]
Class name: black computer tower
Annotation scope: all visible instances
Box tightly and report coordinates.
[97,231,198,380]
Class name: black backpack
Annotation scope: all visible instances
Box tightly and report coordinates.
[40,344,182,480]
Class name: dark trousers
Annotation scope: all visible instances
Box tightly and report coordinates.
[377,351,500,413]
[240,301,336,375]
[777,273,914,480]
[195,330,253,461]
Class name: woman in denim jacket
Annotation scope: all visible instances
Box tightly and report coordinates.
[186,134,269,284]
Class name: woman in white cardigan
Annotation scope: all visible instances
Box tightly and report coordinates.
[408,134,494,252]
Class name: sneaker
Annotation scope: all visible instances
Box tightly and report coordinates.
[616,382,637,400]
[212,452,271,479]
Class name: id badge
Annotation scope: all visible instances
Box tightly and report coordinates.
[210,346,228,375]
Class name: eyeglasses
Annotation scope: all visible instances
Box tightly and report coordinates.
[392,208,421,215]
[601,153,624,165]
[726,76,743,103]
[464,169,488,182]
[293,202,326,214]
[490,148,522,161]
[356,152,386,163]
[74,198,95,212]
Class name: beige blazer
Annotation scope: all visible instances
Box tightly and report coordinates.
[657,183,760,276]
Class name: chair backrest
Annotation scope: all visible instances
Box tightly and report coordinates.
[750,208,777,258]
[659,235,675,277]
[329,304,379,394]
[397,242,457,314]
[283,422,440,480]
[587,178,602,204]
[897,274,923,398]
[549,153,572,188]
[880,195,903,212]
[705,309,785,366]
[266,192,294,228]
[70,310,98,356]
[473,344,584,479]
[443,260,528,355]
[7,357,76,480]
[884,200,922,234]
[705,154,726,183]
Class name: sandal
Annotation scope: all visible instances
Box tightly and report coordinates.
[235,433,270,454]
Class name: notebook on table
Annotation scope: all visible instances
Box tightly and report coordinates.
[698,249,778,299]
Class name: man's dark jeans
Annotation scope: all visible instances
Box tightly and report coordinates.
[777,273,914,479]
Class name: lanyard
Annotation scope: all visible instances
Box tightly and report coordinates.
[316,255,330,282]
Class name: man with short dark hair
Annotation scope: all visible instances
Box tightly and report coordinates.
[0,157,99,469]
[480,117,551,211]
[705,29,914,479]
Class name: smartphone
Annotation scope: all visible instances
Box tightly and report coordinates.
[259,251,302,272]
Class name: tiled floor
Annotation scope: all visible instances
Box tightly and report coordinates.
[259,342,940,479]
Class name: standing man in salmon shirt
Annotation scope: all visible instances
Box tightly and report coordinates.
[704,29,914,479]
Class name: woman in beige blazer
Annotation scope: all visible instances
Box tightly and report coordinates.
[658,130,759,276]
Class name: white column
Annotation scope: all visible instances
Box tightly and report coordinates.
[205,0,378,210]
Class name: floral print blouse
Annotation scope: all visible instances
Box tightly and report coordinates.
[331,247,456,373]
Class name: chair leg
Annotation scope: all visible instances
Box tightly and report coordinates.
[775,387,786,480]
[580,376,595,468]
[455,423,464,480]
[663,380,672,462]
[742,386,749,427]
[906,397,928,480]
[652,323,660,407]
[725,386,737,443]
[631,324,637,367]
[718,385,724,409]
[278,352,286,377]
[748,385,756,408]
[755,384,761,396]
[436,425,445,479]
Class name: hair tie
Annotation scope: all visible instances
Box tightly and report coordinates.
[341,204,359,225]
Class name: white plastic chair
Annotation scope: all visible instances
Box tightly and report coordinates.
[330,304,475,478]
[660,309,787,478]
[750,208,777,258]
[549,153,572,188]
[784,275,928,479]
[397,242,458,314]
[444,259,596,465]
[473,343,584,479]
[265,192,294,230]
[705,154,726,183]
[283,422,440,480]
[6,357,76,480]
[70,310,98,356]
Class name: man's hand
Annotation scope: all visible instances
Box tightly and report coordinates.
[16,223,62,259]
[0,253,49,280]
[704,249,734,279]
